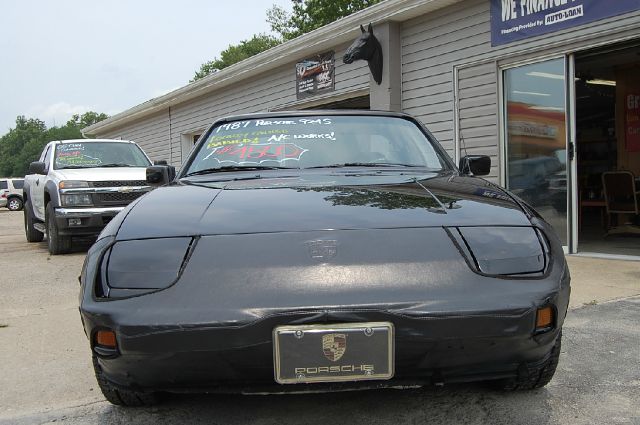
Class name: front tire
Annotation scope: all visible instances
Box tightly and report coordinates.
[93,356,159,406]
[24,200,44,243]
[7,196,23,211]
[494,332,562,391]
[45,203,71,255]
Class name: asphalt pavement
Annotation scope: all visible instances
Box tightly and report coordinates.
[1,209,639,425]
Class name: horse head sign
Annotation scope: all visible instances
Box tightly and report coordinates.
[343,23,383,85]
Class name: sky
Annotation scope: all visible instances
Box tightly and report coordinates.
[0,0,291,135]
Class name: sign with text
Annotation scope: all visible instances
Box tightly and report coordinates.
[296,51,335,100]
[491,0,640,46]
[626,93,640,153]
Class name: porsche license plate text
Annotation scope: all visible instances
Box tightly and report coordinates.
[273,322,394,384]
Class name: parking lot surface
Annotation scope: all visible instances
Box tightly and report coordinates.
[1,209,639,424]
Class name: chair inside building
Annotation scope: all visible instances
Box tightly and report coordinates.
[602,171,640,235]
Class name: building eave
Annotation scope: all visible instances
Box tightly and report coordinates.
[83,0,461,136]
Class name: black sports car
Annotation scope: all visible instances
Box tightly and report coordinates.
[79,111,570,406]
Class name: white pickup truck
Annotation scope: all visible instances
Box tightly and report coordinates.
[23,139,154,254]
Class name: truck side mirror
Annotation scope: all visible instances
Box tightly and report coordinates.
[29,161,46,175]
[146,165,176,186]
[459,155,491,176]
[153,160,168,166]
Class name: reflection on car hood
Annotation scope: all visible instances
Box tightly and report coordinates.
[115,173,529,240]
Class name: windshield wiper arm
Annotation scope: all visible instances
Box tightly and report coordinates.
[184,165,294,177]
[100,163,132,167]
[306,162,427,169]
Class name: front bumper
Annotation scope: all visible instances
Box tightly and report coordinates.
[55,207,124,236]
[83,277,570,393]
[89,311,565,394]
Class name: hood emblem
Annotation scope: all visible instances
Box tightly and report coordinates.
[306,240,337,261]
[322,333,346,362]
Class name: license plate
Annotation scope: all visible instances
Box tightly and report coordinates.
[273,322,394,384]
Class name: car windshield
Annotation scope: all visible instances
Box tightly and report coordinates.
[183,115,449,175]
[54,142,151,169]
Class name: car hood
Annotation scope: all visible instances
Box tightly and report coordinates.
[115,173,530,239]
[54,167,148,181]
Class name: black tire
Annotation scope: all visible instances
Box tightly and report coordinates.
[45,202,71,255]
[494,332,562,391]
[24,200,44,243]
[7,196,23,211]
[93,356,159,406]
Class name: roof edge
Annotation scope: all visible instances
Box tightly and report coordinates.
[83,0,459,135]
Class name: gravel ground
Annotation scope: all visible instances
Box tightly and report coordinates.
[0,209,638,425]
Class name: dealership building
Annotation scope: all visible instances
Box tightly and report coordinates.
[84,0,640,257]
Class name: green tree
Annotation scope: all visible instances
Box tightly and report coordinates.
[191,1,379,82]
[0,111,109,177]
[67,111,109,130]
[192,34,281,82]
[0,117,47,177]
[267,0,381,41]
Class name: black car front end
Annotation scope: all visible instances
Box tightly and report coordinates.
[79,198,569,395]
[78,111,570,404]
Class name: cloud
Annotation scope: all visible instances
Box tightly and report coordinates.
[27,102,96,127]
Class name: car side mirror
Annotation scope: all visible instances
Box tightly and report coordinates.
[29,161,46,175]
[459,155,491,176]
[146,165,176,186]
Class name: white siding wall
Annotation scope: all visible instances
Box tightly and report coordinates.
[98,42,369,165]
[457,62,499,179]
[402,0,640,182]
[402,0,490,156]
[99,110,172,163]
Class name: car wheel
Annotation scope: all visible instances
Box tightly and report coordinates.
[24,200,44,243]
[7,197,23,211]
[93,356,159,406]
[494,332,562,391]
[45,203,71,255]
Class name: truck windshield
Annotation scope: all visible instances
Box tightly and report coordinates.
[184,115,449,175]
[54,142,151,169]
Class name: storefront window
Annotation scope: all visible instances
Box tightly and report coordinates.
[504,58,567,245]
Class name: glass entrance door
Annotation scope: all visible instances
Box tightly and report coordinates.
[503,57,570,246]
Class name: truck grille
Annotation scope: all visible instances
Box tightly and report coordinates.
[92,180,148,187]
[94,192,145,205]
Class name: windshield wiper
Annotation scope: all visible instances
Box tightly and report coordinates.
[57,165,94,169]
[184,165,295,177]
[306,162,427,169]
[100,163,133,167]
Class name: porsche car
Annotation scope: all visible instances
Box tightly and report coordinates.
[79,111,570,406]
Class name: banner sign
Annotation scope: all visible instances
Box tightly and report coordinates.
[626,93,640,153]
[491,0,640,46]
[296,51,335,100]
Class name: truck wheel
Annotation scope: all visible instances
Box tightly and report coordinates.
[46,203,71,255]
[93,356,159,406]
[494,332,562,391]
[7,196,23,211]
[24,200,44,243]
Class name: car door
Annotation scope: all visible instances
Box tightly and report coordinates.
[31,144,52,220]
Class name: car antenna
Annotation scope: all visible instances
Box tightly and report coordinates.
[459,131,470,174]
